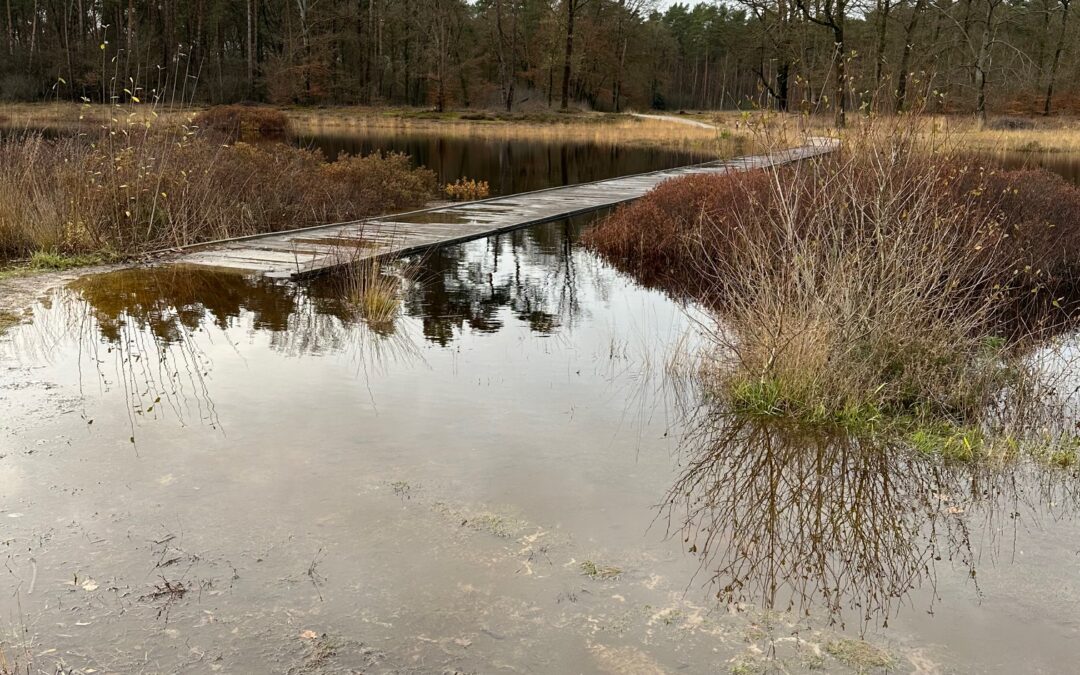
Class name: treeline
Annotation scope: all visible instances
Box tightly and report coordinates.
[1,0,1077,122]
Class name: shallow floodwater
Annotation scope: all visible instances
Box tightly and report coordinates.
[297,130,717,195]
[2,217,1080,673]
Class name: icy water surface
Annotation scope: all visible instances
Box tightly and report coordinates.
[1,216,1079,673]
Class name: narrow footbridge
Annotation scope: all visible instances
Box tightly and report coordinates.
[176,138,837,278]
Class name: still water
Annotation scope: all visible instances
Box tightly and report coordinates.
[296,130,718,195]
[980,150,1080,185]
[2,214,1079,673]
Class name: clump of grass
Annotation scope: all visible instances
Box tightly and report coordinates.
[585,115,1080,458]
[580,560,622,580]
[193,104,291,139]
[444,178,491,201]
[340,260,401,332]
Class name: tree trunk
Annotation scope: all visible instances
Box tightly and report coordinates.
[614,35,627,111]
[873,0,891,105]
[560,0,574,110]
[246,0,254,96]
[895,0,927,112]
[5,0,11,56]
[776,61,790,111]
[1044,0,1071,115]
[974,0,996,126]
[28,0,38,71]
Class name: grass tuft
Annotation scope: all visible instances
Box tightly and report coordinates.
[340,260,401,333]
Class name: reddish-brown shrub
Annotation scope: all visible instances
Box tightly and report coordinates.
[584,126,1080,436]
[585,158,1080,310]
[193,105,291,139]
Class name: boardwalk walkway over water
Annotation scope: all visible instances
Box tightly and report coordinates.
[176,138,837,278]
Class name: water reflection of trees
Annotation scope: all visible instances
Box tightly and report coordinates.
[298,131,712,195]
[662,414,1080,630]
[404,219,591,346]
[7,266,419,436]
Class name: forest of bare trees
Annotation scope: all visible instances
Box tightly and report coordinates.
[1,0,1077,120]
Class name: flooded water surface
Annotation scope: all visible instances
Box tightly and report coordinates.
[3,122,1080,673]
[981,150,1080,185]
[2,213,1080,674]
[297,130,717,195]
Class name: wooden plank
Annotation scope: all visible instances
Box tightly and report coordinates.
[174,139,837,278]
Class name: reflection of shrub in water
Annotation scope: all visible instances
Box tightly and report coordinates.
[585,116,1080,458]
[662,415,1080,630]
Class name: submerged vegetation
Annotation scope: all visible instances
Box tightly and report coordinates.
[586,117,1080,461]
[0,117,437,264]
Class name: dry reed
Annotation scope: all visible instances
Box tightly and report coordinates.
[0,125,436,259]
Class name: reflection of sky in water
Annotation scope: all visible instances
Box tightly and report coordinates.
[2,217,1080,672]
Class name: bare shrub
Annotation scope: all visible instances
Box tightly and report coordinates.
[584,116,1080,447]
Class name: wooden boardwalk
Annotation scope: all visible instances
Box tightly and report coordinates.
[176,138,837,278]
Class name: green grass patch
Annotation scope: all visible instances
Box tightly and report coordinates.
[29,250,113,270]
[728,377,884,434]
[908,424,986,462]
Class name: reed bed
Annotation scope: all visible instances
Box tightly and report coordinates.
[0,124,437,260]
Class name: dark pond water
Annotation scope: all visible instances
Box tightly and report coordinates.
[296,130,719,196]
[2,214,1079,673]
[979,150,1080,185]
